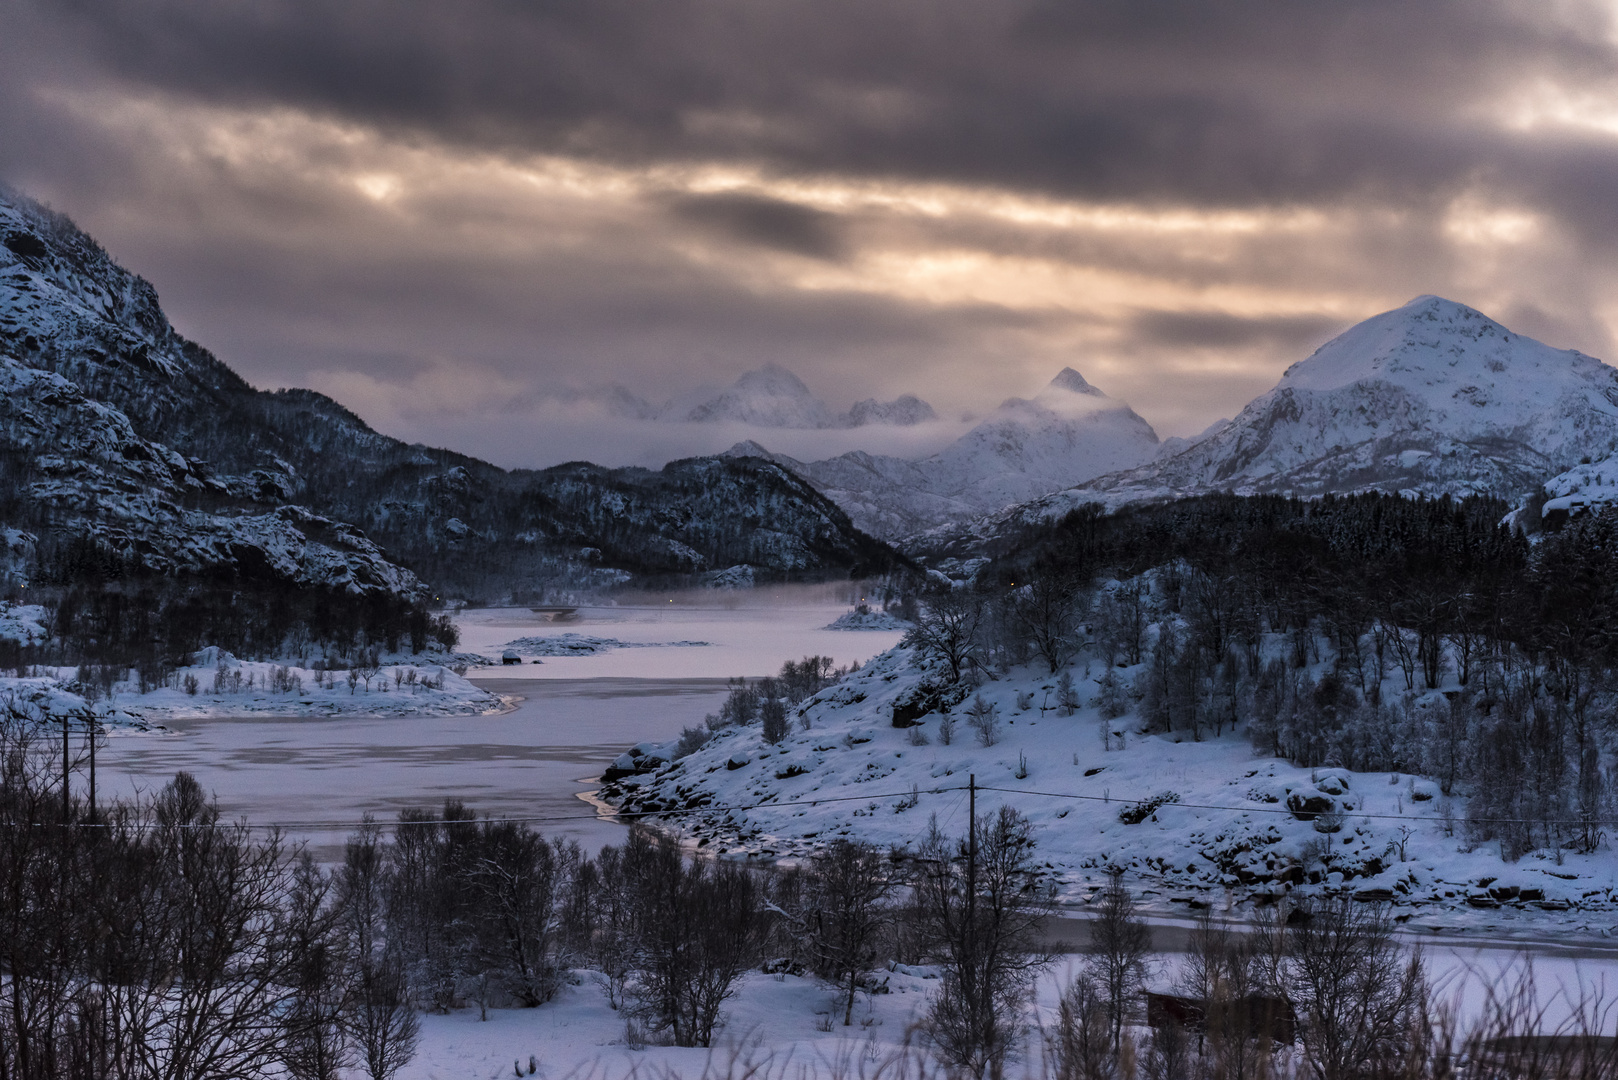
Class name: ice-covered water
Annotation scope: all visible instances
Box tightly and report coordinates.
[94,600,907,855]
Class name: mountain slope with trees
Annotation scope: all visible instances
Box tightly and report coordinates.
[0,186,901,666]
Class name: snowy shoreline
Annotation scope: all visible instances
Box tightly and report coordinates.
[0,651,505,727]
[600,642,1618,935]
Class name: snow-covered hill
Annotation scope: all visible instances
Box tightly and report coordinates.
[731,369,1161,538]
[603,639,1618,928]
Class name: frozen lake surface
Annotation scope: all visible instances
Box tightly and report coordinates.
[96,599,907,855]
[453,596,907,679]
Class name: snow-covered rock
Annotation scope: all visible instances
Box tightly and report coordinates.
[823,607,910,631]
[1537,449,1618,524]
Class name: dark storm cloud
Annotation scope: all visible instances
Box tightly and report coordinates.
[5,0,1618,461]
[1131,310,1345,352]
[667,193,847,261]
[25,0,1614,203]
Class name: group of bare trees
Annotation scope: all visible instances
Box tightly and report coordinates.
[689,654,858,751]
[0,731,403,1080]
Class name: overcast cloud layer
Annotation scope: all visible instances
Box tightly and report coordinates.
[5,0,1618,468]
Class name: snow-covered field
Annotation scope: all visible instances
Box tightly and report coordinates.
[398,946,1618,1080]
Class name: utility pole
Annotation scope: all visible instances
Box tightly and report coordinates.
[84,711,97,823]
[62,711,70,823]
[966,773,976,958]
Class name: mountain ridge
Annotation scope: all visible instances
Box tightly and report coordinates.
[0,187,903,619]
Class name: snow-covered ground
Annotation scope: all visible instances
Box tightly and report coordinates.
[607,645,1618,939]
[398,947,1618,1080]
[0,650,502,724]
[455,601,907,680]
[0,600,47,644]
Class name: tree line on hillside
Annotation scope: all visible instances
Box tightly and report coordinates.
[903,494,1618,862]
[0,534,459,681]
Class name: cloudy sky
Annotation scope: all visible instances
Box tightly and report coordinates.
[6,0,1618,468]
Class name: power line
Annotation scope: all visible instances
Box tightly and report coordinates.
[15,783,972,831]
[14,766,1617,834]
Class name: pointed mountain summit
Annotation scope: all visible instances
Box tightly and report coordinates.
[739,367,1160,537]
[683,363,834,427]
[1040,366,1107,398]
[1075,295,1618,504]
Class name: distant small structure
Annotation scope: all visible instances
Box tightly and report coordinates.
[501,650,522,665]
[1145,992,1297,1046]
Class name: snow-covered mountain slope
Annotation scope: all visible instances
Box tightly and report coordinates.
[673,363,937,428]
[909,297,1618,559]
[730,369,1160,538]
[1091,296,1618,504]
[602,641,1618,926]
[0,187,900,601]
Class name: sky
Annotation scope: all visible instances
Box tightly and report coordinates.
[6,1,1618,469]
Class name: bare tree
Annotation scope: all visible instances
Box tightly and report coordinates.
[802,840,896,1026]
[1046,975,1114,1080]
[916,806,1054,1077]
[339,818,420,1080]
[283,852,353,1080]
[1011,566,1086,674]
[905,587,986,684]
[343,958,420,1080]
[1268,897,1426,1080]
[1085,870,1152,1055]
[965,695,1001,747]
[625,829,768,1047]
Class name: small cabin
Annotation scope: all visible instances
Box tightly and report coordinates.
[1145,992,1296,1046]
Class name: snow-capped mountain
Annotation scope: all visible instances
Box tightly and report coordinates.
[0,187,899,600]
[672,363,937,428]
[1082,296,1618,505]
[729,368,1161,537]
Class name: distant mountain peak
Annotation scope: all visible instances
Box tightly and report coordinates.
[1044,367,1105,397]
[680,365,936,429]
